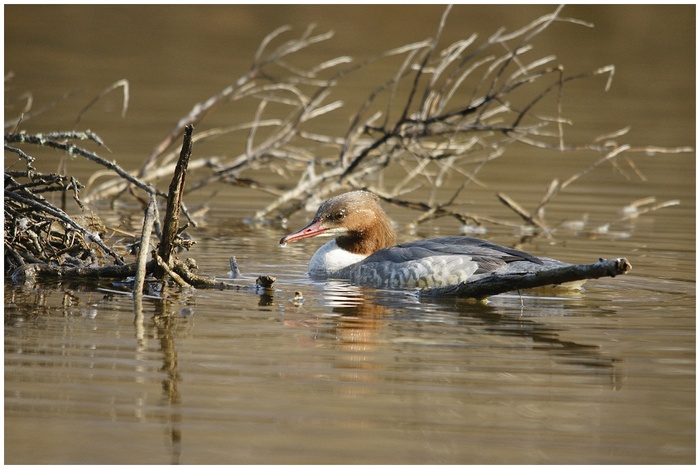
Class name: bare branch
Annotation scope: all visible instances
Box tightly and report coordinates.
[73,79,129,128]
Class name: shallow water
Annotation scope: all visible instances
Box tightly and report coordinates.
[4,5,695,464]
[4,243,695,464]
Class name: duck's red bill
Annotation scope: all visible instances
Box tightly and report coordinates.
[279,219,327,245]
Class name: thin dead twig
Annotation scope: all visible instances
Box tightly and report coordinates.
[73,78,129,128]
[133,192,157,301]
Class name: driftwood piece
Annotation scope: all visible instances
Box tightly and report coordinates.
[155,253,190,287]
[155,124,193,278]
[420,257,632,299]
[255,275,276,289]
[170,258,245,290]
[11,260,156,283]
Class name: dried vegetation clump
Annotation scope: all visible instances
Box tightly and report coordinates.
[3,6,690,294]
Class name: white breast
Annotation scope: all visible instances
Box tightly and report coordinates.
[308,239,367,277]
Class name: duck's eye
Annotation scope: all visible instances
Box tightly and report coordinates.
[332,210,346,221]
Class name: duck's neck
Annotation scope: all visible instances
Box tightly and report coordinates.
[335,212,396,255]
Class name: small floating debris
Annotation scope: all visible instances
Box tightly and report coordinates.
[256,275,276,289]
[82,308,98,319]
[620,197,680,221]
[228,256,241,278]
[460,223,488,235]
[292,291,304,306]
[561,214,588,232]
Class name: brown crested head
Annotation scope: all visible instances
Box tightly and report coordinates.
[279,190,396,255]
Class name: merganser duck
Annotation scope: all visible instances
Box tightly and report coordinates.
[279,190,570,290]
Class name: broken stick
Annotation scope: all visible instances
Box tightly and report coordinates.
[155,124,193,279]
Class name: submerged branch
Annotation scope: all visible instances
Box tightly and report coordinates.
[11,260,154,283]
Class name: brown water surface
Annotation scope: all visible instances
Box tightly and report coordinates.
[4,5,695,464]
